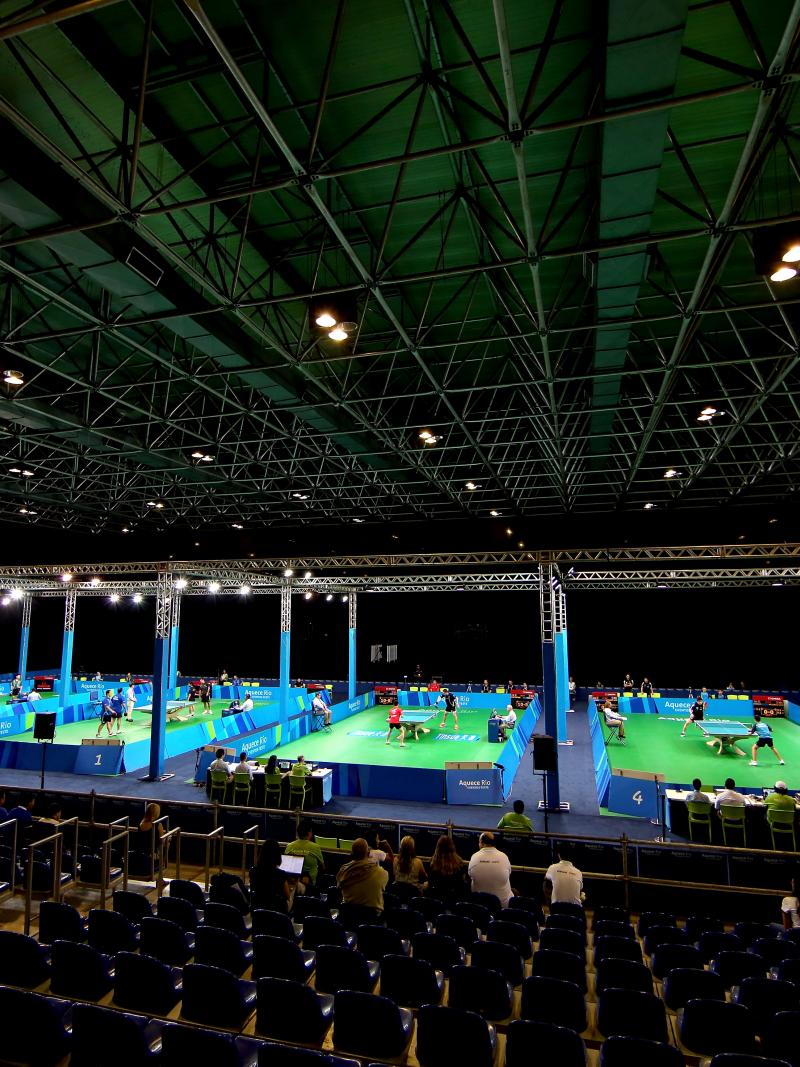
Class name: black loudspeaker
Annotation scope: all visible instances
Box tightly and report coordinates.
[532,734,557,772]
[33,712,57,741]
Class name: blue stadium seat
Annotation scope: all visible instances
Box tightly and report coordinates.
[487,918,533,960]
[508,895,546,924]
[160,1022,262,1067]
[685,915,723,942]
[593,906,629,927]
[0,930,50,987]
[112,889,154,923]
[637,912,676,937]
[291,895,331,922]
[302,915,354,951]
[410,895,445,923]
[209,873,251,913]
[597,988,668,1042]
[531,947,586,992]
[680,999,758,1056]
[157,894,199,932]
[539,926,583,958]
[252,908,300,942]
[471,938,525,986]
[50,939,113,1000]
[70,1002,161,1066]
[255,976,333,1045]
[355,923,407,959]
[167,878,207,911]
[38,899,86,944]
[453,900,492,932]
[253,933,315,982]
[139,915,194,966]
[753,938,799,966]
[411,931,465,973]
[416,1005,495,1067]
[182,962,257,1030]
[499,906,539,940]
[764,1011,800,1067]
[0,989,71,1067]
[650,943,704,980]
[435,912,479,950]
[257,1045,360,1067]
[783,929,800,947]
[699,931,744,963]
[469,891,502,916]
[595,958,653,997]
[113,950,183,1015]
[506,1020,586,1067]
[195,923,254,976]
[775,958,800,989]
[662,967,725,1011]
[204,901,252,940]
[594,935,643,968]
[384,907,428,939]
[87,907,138,954]
[600,1035,683,1067]
[593,920,636,941]
[521,975,587,1032]
[384,881,418,905]
[332,990,413,1059]
[710,1056,792,1067]
[711,950,767,988]
[315,944,379,994]
[546,913,585,940]
[643,925,687,956]
[448,964,514,1022]
[734,922,782,948]
[378,953,444,1008]
[549,901,586,926]
[733,978,799,1033]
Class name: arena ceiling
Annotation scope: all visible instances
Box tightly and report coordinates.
[1,0,800,542]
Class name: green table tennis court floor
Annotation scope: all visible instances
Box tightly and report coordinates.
[3,698,274,745]
[291,704,508,769]
[604,713,800,791]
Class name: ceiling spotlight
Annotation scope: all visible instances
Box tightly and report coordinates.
[284,568,294,578]
[505,527,513,535]
[304,591,313,600]
[0,597,8,606]
[207,581,220,594]
[231,523,244,530]
[21,470,33,477]
[145,500,164,509]
[328,326,348,342]
[61,573,72,582]
[353,518,364,524]
[644,502,656,509]
[465,482,480,490]
[772,581,785,587]
[10,588,23,600]
[754,226,800,283]
[292,492,309,500]
[490,510,500,517]
[700,406,717,416]
[174,578,188,590]
[517,541,525,548]
[341,594,348,602]
[315,311,336,328]
[418,430,432,440]
[122,527,130,533]
[90,577,101,586]
[9,467,20,474]
[132,594,143,604]
[771,265,797,282]
[3,370,23,386]
[664,469,682,478]
[325,594,333,601]
[109,593,120,603]
[238,584,251,595]
[768,517,778,524]
[191,451,205,460]
[304,571,313,579]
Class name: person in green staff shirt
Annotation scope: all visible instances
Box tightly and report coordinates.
[764,781,795,810]
[290,755,311,776]
[285,819,325,886]
[497,799,533,832]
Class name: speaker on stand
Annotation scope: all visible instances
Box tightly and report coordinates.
[33,712,57,790]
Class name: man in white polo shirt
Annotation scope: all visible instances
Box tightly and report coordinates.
[544,842,584,906]
[468,831,513,907]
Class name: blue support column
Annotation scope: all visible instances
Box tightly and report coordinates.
[167,590,181,694]
[541,637,561,809]
[59,588,76,710]
[18,594,31,682]
[555,629,569,739]
[279,582,292,726]
[147,571,172,781]
[347,591,357,701]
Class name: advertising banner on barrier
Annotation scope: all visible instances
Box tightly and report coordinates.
[445,767,504,805]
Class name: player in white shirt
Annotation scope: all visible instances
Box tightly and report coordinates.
[125,684,136,722]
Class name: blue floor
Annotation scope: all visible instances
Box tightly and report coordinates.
[0,704,650,838]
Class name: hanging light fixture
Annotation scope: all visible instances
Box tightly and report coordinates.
[753,226,800,283]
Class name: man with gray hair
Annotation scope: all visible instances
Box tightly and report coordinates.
[468,831,513,906]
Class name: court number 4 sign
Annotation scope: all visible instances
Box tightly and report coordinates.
[632,789,643,805]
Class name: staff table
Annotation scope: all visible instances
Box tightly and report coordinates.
[667,787,799,848]
[206,764,333,807]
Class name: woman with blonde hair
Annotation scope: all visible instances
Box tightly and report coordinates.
[393,835,427,888]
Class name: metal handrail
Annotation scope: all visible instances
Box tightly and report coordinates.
[0,817,18,903]
[99,826,129,908]
[240,824,260,880]
[157,825,181,891]
[23,830,65,934]
[166,825,224,893]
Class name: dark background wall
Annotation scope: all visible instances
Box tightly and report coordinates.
[1,586,796,690]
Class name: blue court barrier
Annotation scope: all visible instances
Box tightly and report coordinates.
[607,772,660,819]
[588,699,612,807]
[619,696,754,717]
[446,768,504,805]
[787,701,800,726]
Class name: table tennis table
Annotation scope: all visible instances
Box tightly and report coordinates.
[697,719,751,756]
[397,709,437,740]
[139,700,192,721]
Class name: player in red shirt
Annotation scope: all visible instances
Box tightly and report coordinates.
[385,704,406,747]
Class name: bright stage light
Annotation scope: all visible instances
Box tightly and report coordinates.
[314,311,336,328]
[664,469,681,478]
[61,573,72,582]
[231,523,244,530]
[304,571,313,579]
[0,597,9,606]
[341,594,348,602]
[132,594,143,604]
[771,265,797,282]
[328,326,348,342]
[10,588,23,600]
[174,578,188,590]
[283,568,293,578]
[239,584,251,595]
[326,594,333,601]
[4,369,24,386]
[700,406,717,416]
[644,502,656,509]
[109,594,120,603]
[90,577,101,586]
[490,510,500,517]
[304,591,313,600]
[207,582,220,594]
